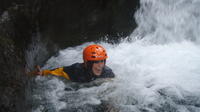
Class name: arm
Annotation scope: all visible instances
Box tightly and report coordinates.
[28,65,71,80]
[42,67,70,80]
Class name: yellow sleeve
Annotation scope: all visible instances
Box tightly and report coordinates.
[42,67,70,80]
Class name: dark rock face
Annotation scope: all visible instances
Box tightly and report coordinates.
[0,0,140,111]
[0,7,29,112]
[36,0,140,47]
[1,0,140,48]
[0,37,26,112]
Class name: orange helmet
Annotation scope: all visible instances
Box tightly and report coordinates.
[83,44,108,63]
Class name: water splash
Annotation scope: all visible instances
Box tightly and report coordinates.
[131,0,200,44]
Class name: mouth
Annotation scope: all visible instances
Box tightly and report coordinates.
[95,68,102,72]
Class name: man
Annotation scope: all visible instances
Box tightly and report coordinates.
[33,44,115,82]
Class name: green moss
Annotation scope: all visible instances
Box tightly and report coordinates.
[0,36,14,47]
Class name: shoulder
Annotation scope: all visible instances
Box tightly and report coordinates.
[63,63,84,77]
[100,65,115,78]
[63,63,83,70]
[63,63,89,82]
[104,65,112,71]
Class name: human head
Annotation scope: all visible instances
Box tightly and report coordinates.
[83,44,108,75]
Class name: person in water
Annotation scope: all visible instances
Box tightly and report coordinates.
[33,44,115,82]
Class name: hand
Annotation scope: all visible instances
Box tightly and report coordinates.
[26,65,43,76]
[35,65,43,75]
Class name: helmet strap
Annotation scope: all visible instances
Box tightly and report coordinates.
[84,61,94,75]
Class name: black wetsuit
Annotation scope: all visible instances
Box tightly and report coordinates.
[63,63,115,82]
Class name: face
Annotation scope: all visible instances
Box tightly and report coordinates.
[92,60,105,76]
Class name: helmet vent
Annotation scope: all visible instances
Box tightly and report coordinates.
[91,56,96,58]
[83,44,108,62]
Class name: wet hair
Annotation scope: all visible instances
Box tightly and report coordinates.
[85,61,94,71]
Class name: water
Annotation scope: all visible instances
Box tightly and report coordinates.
[31,0,200,112]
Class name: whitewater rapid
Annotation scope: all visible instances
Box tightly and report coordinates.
[31,0,200,112]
